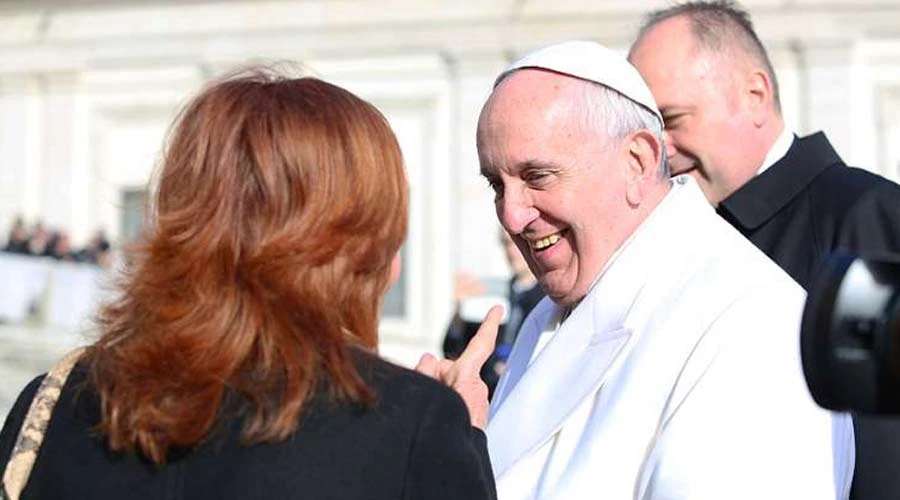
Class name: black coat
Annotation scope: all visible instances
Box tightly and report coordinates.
[717,132,900,500]
[0,350,497,500]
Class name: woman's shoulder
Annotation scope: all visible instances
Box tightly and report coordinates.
[351,351,495,499]
[351,348,470,419]
[0,373,48,471]
[0,362,95,454]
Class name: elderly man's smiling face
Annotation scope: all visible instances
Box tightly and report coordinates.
[477,69,651,307]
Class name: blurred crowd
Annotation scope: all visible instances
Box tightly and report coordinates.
[2,216,111,268]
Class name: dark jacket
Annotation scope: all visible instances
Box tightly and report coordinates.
[0,350,497,500]
[717,132,900,286]
[717,131,900,500]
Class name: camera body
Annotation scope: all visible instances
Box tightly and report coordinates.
[802,254,900,414]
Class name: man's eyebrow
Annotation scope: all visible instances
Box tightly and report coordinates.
[518,160,562,171]
[480,159,563,178]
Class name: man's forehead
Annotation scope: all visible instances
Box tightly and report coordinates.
[480,70,579,133]
[497,40,663,124]
[632,22,696,73]
[492,69,579,103]
[634,16,694,53]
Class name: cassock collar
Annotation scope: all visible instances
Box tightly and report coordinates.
[717,132,842,231]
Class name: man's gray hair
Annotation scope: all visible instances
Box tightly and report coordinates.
[577,80,670,180]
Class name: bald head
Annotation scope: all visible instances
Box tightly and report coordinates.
[631,0,780,113]
[627,1,785,205]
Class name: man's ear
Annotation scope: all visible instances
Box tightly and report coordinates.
[624,129,663,206]
[746,69,775,126]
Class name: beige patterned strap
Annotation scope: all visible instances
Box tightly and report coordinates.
[2,347,85,500]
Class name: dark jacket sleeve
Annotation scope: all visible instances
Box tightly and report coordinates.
[0,375,45,476]
[403,386,497,500]
[836,177,900,256]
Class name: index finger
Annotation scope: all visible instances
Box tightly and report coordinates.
[457,304,504,371]
[415,353,440,380]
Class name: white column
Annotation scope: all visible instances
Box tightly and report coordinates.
[83,65,203,245]
[38,71,91,242]
[317,55,458,358]
[801,43,863,165]
[452,52,512,280]
[863,41,900,181]
[0,74,41,230]
[875,86,900,182]
[767,42,803,134]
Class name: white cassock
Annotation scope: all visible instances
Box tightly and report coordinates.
[486,175,854,500]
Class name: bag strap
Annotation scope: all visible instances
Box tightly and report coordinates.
[1,347,86,500]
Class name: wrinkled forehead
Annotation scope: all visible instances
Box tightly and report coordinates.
[485,69,581,113]
[477,70,584,145]
[477,72,614,180]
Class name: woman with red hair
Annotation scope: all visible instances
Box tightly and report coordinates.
[0,69,496,499]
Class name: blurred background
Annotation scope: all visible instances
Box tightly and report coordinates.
[1,0,900,418]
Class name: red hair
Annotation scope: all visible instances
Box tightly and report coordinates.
[85,69,408,464]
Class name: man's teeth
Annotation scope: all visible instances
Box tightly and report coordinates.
[532,233,561,250]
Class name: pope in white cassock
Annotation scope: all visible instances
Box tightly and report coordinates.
[472,41,855,499]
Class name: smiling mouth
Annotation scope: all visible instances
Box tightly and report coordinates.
[671,159,700,176]
[530,230,566,251]
[671,164,696,176]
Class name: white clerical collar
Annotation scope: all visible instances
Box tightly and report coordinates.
[756,126,795,176]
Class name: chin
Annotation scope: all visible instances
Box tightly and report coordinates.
[544,287,578,307]
[539,270,579,303]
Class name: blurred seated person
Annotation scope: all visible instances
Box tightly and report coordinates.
[3,216,29,254]
[443,229,544,398]
[26,221,50,256]
[46,230,78,262]
[76,228,113,267]
[0,68,496,500]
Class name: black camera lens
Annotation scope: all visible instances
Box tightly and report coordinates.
[802,254,900,414]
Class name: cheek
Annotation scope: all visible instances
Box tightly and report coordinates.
[669,126,712,167]
[668,127,695,153]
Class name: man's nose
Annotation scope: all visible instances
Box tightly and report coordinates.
[497,189,538,235]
